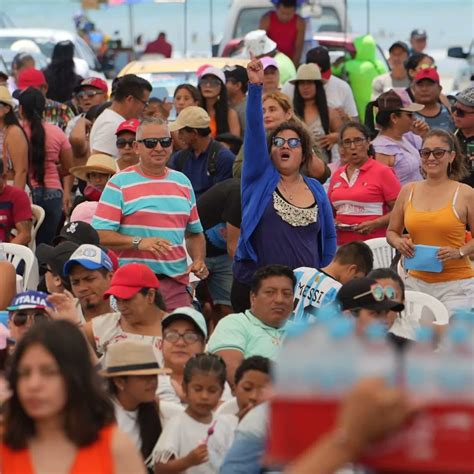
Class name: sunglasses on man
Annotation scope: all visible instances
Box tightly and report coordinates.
[137,137,173,149]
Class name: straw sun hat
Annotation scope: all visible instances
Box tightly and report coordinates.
[101,340,171,377]
[70,153,118,182]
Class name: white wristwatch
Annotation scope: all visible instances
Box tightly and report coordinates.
[132,237,142,250]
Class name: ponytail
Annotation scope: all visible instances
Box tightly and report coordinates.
[19,87,46,185]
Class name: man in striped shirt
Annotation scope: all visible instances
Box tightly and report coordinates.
[92,117,207,311]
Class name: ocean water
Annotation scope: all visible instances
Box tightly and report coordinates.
[0,0,472,54]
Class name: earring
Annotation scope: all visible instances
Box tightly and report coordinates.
[448,162,452,175]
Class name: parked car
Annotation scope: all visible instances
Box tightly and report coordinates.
[217,0,347,57]
[447,41,474,92]
[0,49,48,74]
[0,28,104,78]
[0,12,14,28]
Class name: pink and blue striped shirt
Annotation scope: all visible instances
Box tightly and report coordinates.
[92,166,203,284]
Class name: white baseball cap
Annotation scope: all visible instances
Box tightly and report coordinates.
[199,66,226,85]
[244,30,277,57]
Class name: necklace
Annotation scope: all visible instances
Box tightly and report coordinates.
[279,175,303,202]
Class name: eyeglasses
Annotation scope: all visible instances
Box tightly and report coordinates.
[419,148,451,160]
[341,137,366,148]
[452,106,474,118]
[133,96,149,107]
[163,331,202,344]
[199,78,221,87]
[272,136,302,148]
[116,138,135,149]
[137,137,173,149]
[353,284,397,302]
[76,90,104,99]
[10,311,49,327]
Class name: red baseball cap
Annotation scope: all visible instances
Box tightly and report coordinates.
[116,118,140,136]
[414,67,440,84]
[76,77,108,94]
[103,263,160,300]
[17,68,46,90]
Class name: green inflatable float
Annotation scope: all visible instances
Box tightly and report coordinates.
[333,34,387,120]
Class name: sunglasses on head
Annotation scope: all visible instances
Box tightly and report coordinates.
[452,106,474,118]
[272,136,302,148]
[419,148,450,160]
[116,137,135,149]
[353,284,397,302]
[76,90,103,99]
[137,137,173,149]
[10,311,49,327]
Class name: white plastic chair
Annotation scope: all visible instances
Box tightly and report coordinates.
[390,290,450,341]
[29,204,45,252]
[365,237,396,269]
[2,243,39,290]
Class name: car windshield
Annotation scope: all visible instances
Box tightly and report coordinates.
[233,6,341,38]
[0,36,56,58]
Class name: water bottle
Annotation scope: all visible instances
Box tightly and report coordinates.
[359,322,398,384]
[435,325,474,402]
[404,327,438,401]
[314,318,360,397]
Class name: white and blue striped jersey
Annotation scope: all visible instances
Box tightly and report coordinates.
[292,267,342,322]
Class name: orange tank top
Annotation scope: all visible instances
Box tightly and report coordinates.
[209,115,217,138]
[404,183,474,283]
[0,425,116,474]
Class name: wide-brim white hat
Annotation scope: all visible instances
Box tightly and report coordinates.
[244,29,277,57]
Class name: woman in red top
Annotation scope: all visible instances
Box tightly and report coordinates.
[260,0,306,66]
[328,122,401,246]
[1,320,146,474]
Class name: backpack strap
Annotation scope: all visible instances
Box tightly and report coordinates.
[206,139,224,176]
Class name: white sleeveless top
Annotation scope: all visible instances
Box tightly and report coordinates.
[92,312,164,365]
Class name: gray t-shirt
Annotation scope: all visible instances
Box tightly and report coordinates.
[234,97,247,137]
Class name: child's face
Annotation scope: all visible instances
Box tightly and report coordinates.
[183,371,223,417]
[234,370,271,411]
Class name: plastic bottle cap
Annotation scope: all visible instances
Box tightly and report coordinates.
[364,322,387,340]
[452,309,474,324]
[285,321,310,339]
[327,317,354,339]
[448,325,469,344]
[415,326,433,343]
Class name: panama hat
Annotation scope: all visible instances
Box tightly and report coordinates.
[69,153,118,182]
[289,63,322,84]
[0,86,14,107]
[101,340,171,377]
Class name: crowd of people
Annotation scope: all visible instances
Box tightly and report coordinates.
[0,0,473,472]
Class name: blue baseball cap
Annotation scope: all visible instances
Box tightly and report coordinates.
[7,291,53,311]
[161,306,208,339]
[63,244,113,276]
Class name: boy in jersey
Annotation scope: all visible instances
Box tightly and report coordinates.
[293,241,373,322]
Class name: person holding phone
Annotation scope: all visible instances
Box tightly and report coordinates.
[328,122,401,245]
[387,129,474,314]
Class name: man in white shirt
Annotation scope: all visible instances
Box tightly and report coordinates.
[90,74,152,158]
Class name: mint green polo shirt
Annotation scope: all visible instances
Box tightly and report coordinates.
[207,310,288,361]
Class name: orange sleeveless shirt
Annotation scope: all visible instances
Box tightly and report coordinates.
[404,184,474,283]
[1,425,116,474]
